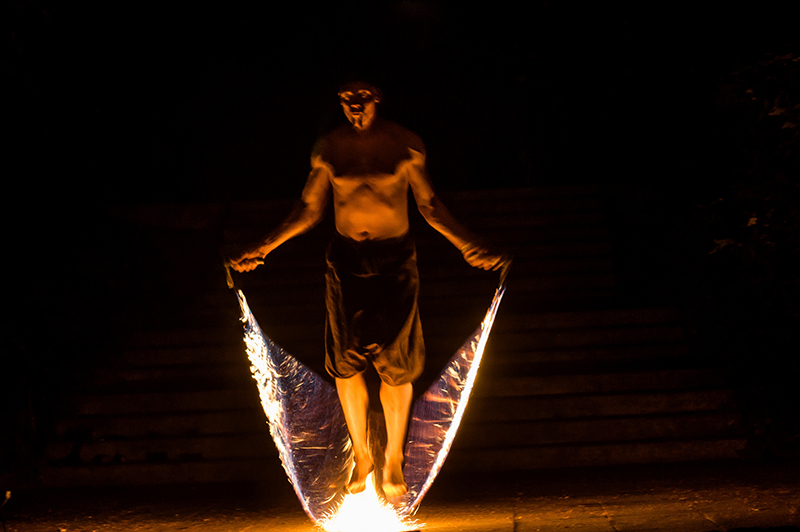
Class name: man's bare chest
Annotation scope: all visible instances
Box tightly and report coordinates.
[326,138,412,178]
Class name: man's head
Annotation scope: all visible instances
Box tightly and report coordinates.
[339,81,382,131]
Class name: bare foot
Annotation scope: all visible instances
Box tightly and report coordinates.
[382,458,407,498]
[346,455,374,494]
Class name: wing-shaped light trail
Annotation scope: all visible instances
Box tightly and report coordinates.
[398,280,505,515]
[235,264,507,529]
[237,290,351,522]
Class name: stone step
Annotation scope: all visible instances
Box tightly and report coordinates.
[148,282,626,334]
[498,307,682,329]
[456,411,743,449]
[289,318,681,362]
[119,306,687,380]
[55,408,266,439]
[96,351,709,402]
[488,324,685,354]
[85,347,718,395]
[44,407,743,485]
[52,408,741,465]
[226,283,614,321]
[481,344,694,375]
[122,345,243,366]
[88,362,253,392]
[47,432,273,464]
[66,389,259,416]
[40,457,282,487]
[473,368,728,398]
[39,186,739,487]
[224,290,625,332]
[129,326,242,348]
[63,379,732,424]
[466,389,736,423]
[217,302,675,331]
[445,438,748,472]
[245,306,682,337]
[89,359,722,400]
[48,411,740,463]
[120,319,683,374]
[39,438,748,487]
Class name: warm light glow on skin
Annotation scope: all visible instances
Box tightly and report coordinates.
[231,78,510,530]
[339,82,381,131]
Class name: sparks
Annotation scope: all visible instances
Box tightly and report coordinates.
[317,473,421,532]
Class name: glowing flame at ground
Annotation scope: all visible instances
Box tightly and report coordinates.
[317,473,421,532]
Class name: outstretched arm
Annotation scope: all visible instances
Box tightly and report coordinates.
[407,149,505,271]
[229,158,331,272]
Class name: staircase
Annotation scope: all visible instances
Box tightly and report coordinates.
[39,186,746,486]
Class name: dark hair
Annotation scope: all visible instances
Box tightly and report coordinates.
[336,68,383,94]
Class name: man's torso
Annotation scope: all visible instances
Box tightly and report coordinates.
[315,120,425,241]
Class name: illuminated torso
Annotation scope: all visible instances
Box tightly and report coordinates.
[315,120,425,241]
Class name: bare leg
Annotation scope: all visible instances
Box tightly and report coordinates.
[380,381,412,497]
[336,374,374,493]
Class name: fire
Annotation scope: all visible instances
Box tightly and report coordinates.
[317,473,421,532]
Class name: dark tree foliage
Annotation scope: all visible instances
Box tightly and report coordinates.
[682,51,800,459]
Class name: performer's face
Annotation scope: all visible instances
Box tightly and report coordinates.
[339,82,380,131]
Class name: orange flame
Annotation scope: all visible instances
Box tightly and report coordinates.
[317,473,421,532]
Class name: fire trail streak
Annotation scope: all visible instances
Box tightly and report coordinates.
[236,274,506,527]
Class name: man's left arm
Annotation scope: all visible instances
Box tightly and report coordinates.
[406,148,505,271]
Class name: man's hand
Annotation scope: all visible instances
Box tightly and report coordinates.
[228,245,268,272]
[229,257,264,272]
[460,242,507,271]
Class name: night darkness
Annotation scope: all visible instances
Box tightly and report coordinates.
[9,1,783,204]
[6,2,797,202]
[3,0,800,493]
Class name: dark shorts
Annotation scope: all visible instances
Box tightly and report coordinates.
[324,232,425,386]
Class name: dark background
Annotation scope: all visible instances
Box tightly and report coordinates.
[3,1,799,482]
[8,1,794,204]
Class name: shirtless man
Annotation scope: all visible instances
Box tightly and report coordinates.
[230,81,504,498]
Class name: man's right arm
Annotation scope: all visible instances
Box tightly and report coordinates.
[229,158,332,272]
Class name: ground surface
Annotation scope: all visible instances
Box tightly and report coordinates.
[3,460,799,532]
